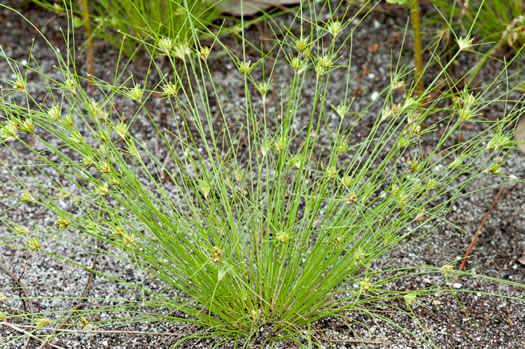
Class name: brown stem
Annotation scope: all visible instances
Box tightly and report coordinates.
[410,0,424,95]
[80,0,94,83]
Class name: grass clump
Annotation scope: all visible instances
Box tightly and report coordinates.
[433,0,524,49]
[33,0,219,56]
[0,0,524,346]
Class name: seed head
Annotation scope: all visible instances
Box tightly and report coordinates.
[62,113,74,128]
[1,120,18,142]
[254,80,272,100]
[484,161,502,175]
[20,190,36,203]
[401,97,419,112]
[122,232,136,248]
[64,78,77,94]
[56,217,71,228]
[48,104,61,121]
[113,226,125,236]
[425,178,440,191]
[35,318,50,328]
[288,155,302,169]
[390,75,405,91]
[80,317,90,328]
[440,263,454,277]
[457,89,477,109]
[325,166,337,179]
[487,132,512,150]
[199,180,211,199]
[344,192,357,203]
[337,140,348,154]
[334,103,349,120]
[326,20,343,37]
[274,137,286,152]
[406,122,422,136]
[456,35,474,51]
[212,246,222,262]
[410,158,421,172]
[68,129,84,144]
[315,54,333,77]
[158,37,173,56]
[414,209,425,223]
[97,183,109,196]
[238,60,254,76]
[28,237,40,250]
[12,75,26,92]
[359,278,372,292]
[458,107,475,121]
[162,81,179,97]
[295,37,309,55]
[127,84,143,102]
[113,120,128,140]
[404,292,417,306]
[290,56,307,74]
[87,100,108,121]
[174,42,191,61]
[81,154,95,167]
[14,225,30,234]
[396,191,409,208]
[99,161,111,174]
[381,104,399,122]
[200,46,211,60]
[396,135,415,148]
[251,309,259,320]
[19,119,35,134]
[341,175,352,187]
[260,142,271,157]
[276,231,289,243]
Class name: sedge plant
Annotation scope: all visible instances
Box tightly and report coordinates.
[1,0,524,347]
[33,0,220,57]
[432,0,524,49]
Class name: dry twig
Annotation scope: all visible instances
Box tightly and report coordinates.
[458,185,505,272]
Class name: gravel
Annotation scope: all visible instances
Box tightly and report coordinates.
[0,1,524,348]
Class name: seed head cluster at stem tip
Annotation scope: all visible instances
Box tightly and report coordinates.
[255,80,272,100]
[334,103,349,119]
[200,46,211,60]
[162,82,178,97]
[1,120,18,142]
[174,42,191,61]
[127,84,143,102]
[290,56,307,74]
[295,37,309,55]
[48,104,61,121]
[456,35,474,51]
[28,237,40,250]
[238,60,253,76]
[326,20,343,37]
[12,75,25,91]
[158,37,173,56]
[315,54,333,77]
[276,231,289,243]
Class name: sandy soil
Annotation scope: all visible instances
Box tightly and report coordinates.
[0,1,524,348]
